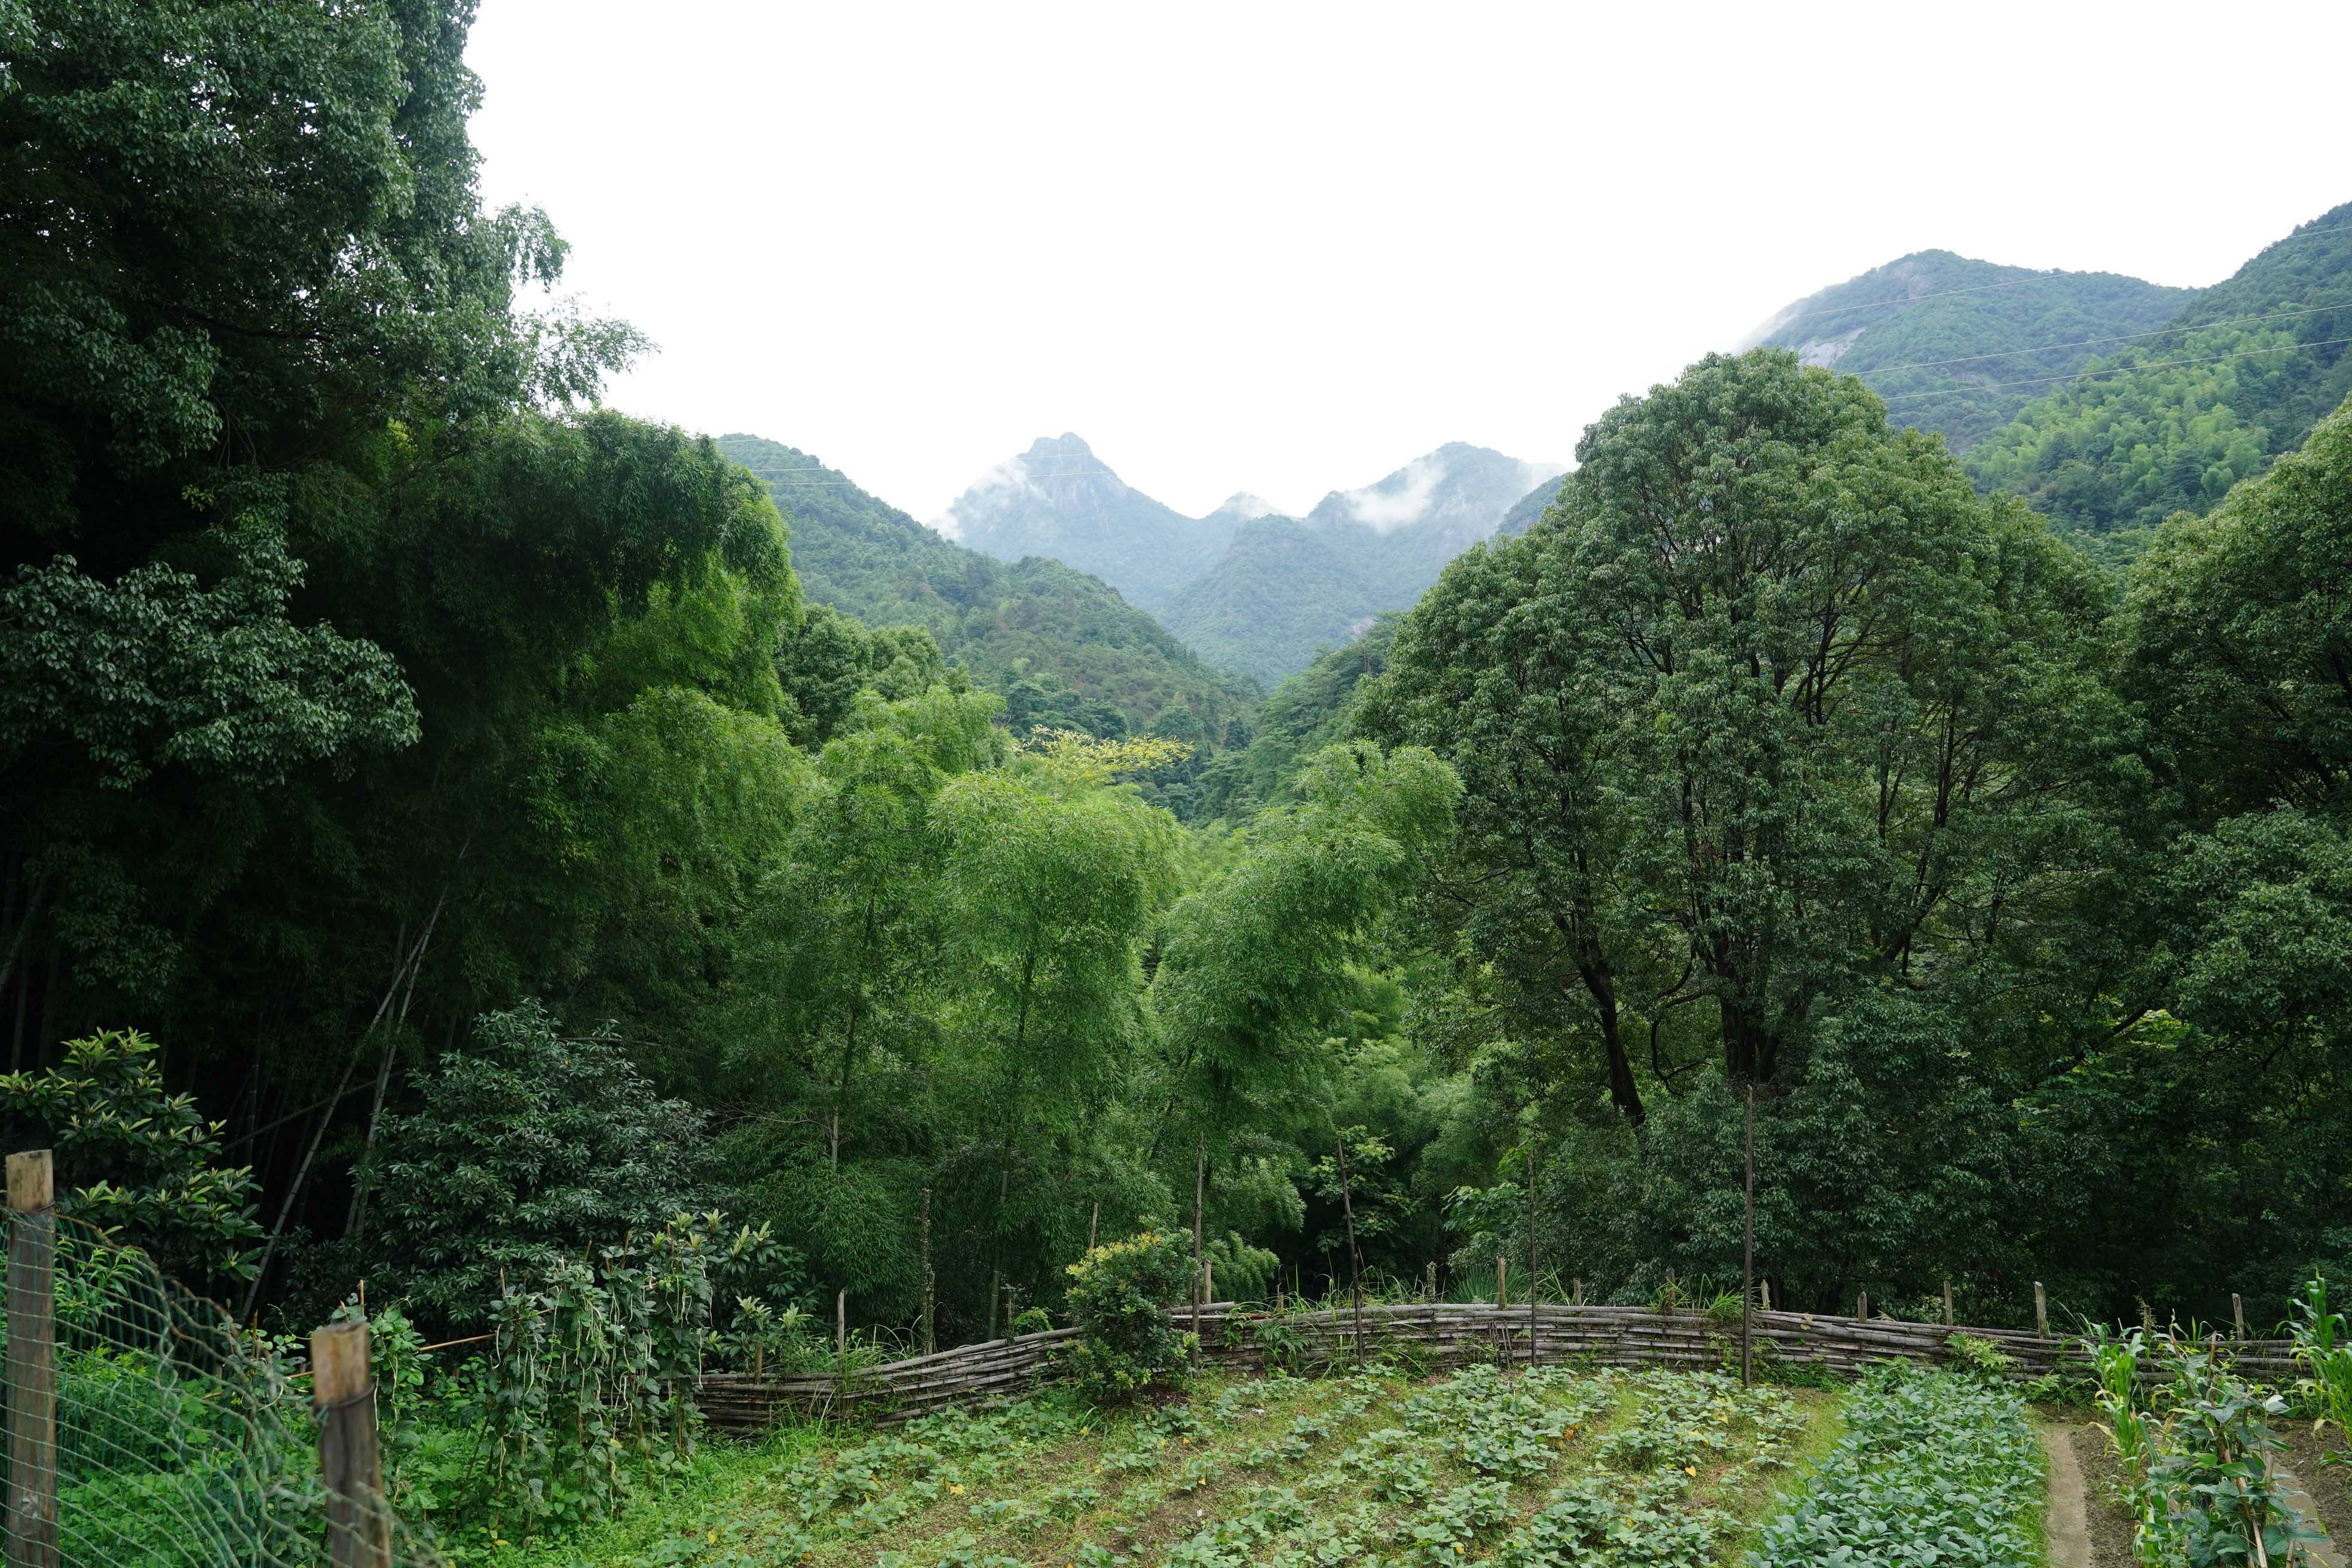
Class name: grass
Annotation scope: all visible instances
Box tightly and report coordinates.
[486,1357,1842,1568]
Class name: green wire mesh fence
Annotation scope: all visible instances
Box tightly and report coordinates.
[4,1152,437,1568]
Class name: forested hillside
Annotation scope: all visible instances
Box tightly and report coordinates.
[720,434,1254,771]
[1747,250,2192,452]
[1157,518,1383,687]
[1965,204,2352,546]
[6,8,2351,1560]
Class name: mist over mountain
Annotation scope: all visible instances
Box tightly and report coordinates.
[936,436,1561,685]
[930,434,1236,614]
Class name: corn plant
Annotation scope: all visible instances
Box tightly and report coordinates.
[2138,1337,2328,1567]
[2289,1275,2351,1466]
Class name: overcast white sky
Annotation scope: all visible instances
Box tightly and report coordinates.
[467,1,2352,523]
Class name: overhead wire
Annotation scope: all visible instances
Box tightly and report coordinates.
[1860,301,2351,375]
[1881,336,2352,404]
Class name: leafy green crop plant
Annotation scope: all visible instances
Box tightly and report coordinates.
[1748,1364,2043,1568]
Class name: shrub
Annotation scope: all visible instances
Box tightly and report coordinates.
[1063,1230,1194,1403]
[358,1001,711,1323]
[0,1027,263,1284]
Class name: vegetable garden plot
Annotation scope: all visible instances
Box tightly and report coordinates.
[621,1362,1832,1568]
[1748,1365,2045,1568]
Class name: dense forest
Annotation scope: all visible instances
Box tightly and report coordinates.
[1965,204,2352,549]
[3,0,2348,1424]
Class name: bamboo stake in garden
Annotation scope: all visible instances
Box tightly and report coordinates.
[1526,1145,1538,1367]
[1192,1133,1206,1352]
[918,1188,935,1356]
[1334,1134,1365,1367]
[1741,1086,1754,1388]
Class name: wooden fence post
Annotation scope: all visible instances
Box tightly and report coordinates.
[1203,1259,1213,1310]
[312,1318,390,1568]
[1573,1278,1584,1307]
[2034,1282,2048,1338]
[1496,1256,1508,1312]
[1943,1280,1954,1328]
[1855,1290,1868,1322]
[1425,1261,1437,1303]
[1758,1279,1769,1312]
[7,1150,57,1568]
[918,1189,935,1356]
[2233,1293,2246,1340]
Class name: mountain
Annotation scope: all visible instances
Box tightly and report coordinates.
[930,434,1236,613]
[1745,251,2195,454]
[1964,203,2352,544]
[1497,470,1566,537]
[1156,519,1384,688]
[1159,443,1560,684]
[718,434,1254,758]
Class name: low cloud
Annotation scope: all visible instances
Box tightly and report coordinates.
[1340,454,1445,532]
[929,452,1032,539]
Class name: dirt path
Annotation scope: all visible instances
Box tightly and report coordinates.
[2275,1463,2344,1568]
[2044,1425,2094,1568]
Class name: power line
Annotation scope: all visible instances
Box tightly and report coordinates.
[1862,300,2351,375]
[1881,336,2352,404]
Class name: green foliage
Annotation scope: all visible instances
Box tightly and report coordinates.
[2122,391,2352,820]
[1750,1365,2042,1568]
[0,1027,262,1282]
[1967,204,2352,543]
[0,519,419,792]
[360,1002,712,1322]
[1151,742,1458,1127]
[1944,1332,2021,1380]
[1373,346,2121,1112]
[1195,612,1402,821]
[2290,1276,2352,1465]
[2132,1340,2326,1567]
[1062,1231,1195,1403]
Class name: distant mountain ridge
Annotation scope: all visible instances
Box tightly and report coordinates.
[932,434,1236,614]
[718,434,1251,775]
[1745,250,2194,452]
[936,436,1561,684]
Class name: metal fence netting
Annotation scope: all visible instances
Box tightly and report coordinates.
[4,1205,439,1568]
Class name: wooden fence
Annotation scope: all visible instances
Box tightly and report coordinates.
[695,1299,2303,1431]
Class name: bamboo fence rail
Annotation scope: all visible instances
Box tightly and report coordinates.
[695,1300,2302,1431]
